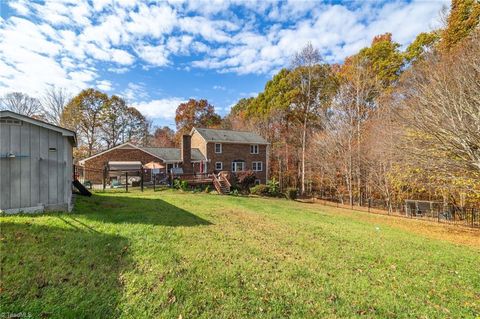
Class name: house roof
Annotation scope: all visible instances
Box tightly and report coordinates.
[142,147,205,162]
[0,110,77,146]
[78,142,206,165]
[191,127,268,145]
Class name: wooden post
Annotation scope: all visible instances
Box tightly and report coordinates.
[103,165,106,191]
[140,169,144,192]
[472,208,475,228]
[125,172,128,192]
[153,174,156,191]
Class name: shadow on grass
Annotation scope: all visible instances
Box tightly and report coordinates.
[0,222,131,317]
[74,193,213,227]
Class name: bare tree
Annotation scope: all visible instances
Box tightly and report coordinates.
[1,92,43,117]
[42,87,70,125]
[400,30,480,175]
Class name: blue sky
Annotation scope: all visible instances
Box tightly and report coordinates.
[0,0,447,128]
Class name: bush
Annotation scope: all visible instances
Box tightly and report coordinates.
[173,179,189,191]
[250,184,269,196]
[235,170,257,192]
[285,188,298,200]
[267,178,280,197]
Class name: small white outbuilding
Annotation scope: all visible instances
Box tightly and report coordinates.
[0,111,76,213]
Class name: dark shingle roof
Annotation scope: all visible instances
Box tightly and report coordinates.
[193,127,268,144]
[141,147,205,162]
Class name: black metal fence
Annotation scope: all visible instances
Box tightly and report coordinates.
[314,197,480,229]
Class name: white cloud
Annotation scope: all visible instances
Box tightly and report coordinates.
[108,67,130,74]
[0,0,448,99]
[110,49,135,65]
[122,82,150,102]
[126,4,177,38]
[131,97,185,121]
[213,85,226,90]
[179,16,236,42]
[96,80,113,91]
[135,44,170,66]
[191,0,448,73]
[8,0,31,16]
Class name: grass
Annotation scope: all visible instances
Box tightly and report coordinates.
[1,190,479,318]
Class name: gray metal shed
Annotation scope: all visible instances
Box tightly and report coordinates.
[0,111,76,213]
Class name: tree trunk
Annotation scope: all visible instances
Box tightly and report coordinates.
[301,114,307,195]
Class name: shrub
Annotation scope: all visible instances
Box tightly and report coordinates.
[173,179,189,191]
[235,170,257,192]
[285,188,298,200]
[204,185,211,193]
[267,178,280,197]
[250,184,269,196]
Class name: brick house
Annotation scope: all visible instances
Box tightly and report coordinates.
[78,142,205,184]
[78,127,269,184]
[190,128,269,184]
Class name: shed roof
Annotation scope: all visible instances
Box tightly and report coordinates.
[191,127,268,145]
[0,110,77,146]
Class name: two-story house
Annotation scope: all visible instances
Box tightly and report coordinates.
[190,127,269,184]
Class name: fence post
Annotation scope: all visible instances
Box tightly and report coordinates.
[103,166,106,191]
[368,199,371,213]
[153,174,156,191]
[472,208,475,228]
[140,169,144,192]
[125,172,128,193]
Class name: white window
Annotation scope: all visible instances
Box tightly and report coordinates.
[252,161,263,172]
[232,161,245,172]
[215,143,222,153]
[255,179,261,185]
[250,144,259,154]
[215,162,223,170]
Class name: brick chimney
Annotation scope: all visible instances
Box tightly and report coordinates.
[181,134,192,173]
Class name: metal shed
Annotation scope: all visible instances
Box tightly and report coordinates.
[0,111,76,213]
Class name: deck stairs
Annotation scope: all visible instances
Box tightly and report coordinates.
[213,173,231,195]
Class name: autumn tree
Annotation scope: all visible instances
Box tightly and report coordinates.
[123,107,150,146]
[224,97,254,130]
[331,33,403,205]
[62,88,108,156]
[151,126,176,147]
[101,95,128,148]
[291,43,333,195]
[247,69,300,190]
[440,0,480,51]
[404,31,440,63]
[175,99,221,137]
[0,92,43,117]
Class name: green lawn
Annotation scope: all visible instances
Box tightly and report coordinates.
[1,190,479,318]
